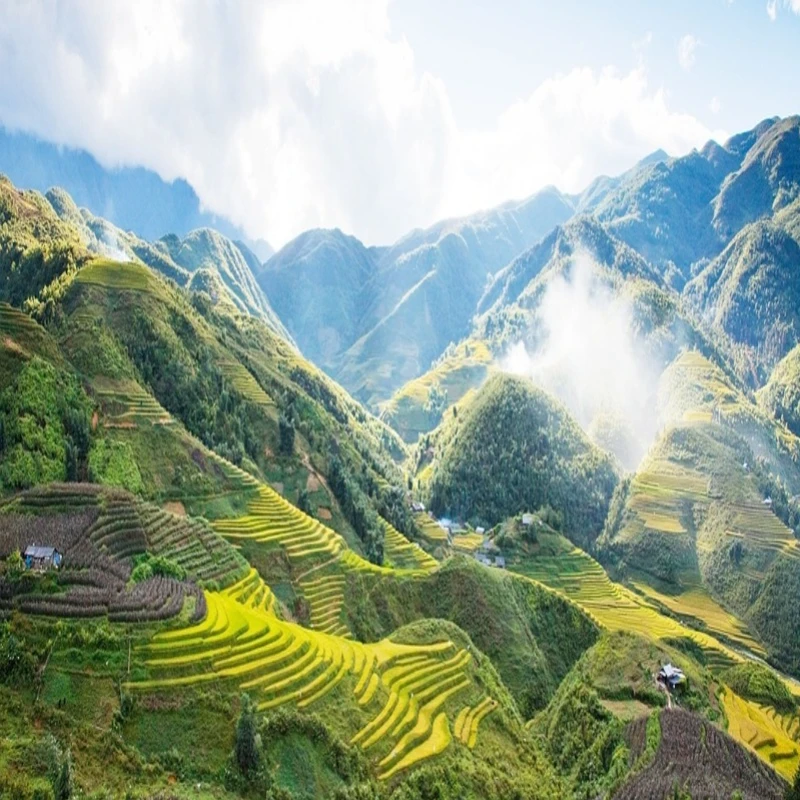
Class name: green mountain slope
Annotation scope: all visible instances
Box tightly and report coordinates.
[684,219,800,384]
[260,187,575,407]
[419,373,619,545]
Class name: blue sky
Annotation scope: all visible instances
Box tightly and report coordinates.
[391,0,800,135]
[0,0,797,246]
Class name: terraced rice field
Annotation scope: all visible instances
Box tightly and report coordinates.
[451,532,483,554]
[722,689,800,780]
[414,513,449,547]
[454,697,497,748]
[213,485,345,563]
[384,524,439,572]
[139,504,249,588]
[217,359,274,408]
[633,582,765,655]
[129,585,482,779]
[0,302,63,366]
[726,502,800,563]
[76,258,159,292]
[298,572,350,638]
[620,462,709,538]
[93,379,175,427]
[510,543,741,669]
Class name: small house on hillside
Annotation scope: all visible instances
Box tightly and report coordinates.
[494,556,506,569]
[24,545,62,571]
[762,496,773,508]
[657,663,685,690]
[521,513,534,526]
[476,526,485,535]
[411,501,425,513]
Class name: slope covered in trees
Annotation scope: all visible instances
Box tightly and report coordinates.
[420,373,619,544]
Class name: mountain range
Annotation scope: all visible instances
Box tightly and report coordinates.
[3,114,800,799]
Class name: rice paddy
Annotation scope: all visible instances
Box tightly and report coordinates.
[212,485,346,563]
[454,697,497,748]
[383,523,439,572]
[632,582,765,655]
[128,581,483,779]
[722,689,800,781]
[619,460,710,540]
[451,532,484,554]
[414,513,449,546]
[93,378,175,427]
[725,502,800,563]
[216,358,275,408]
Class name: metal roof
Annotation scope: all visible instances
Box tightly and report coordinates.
[24,546,58,559]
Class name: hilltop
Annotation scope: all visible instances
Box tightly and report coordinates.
[418,373,619,545]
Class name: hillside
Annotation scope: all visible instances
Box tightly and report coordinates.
[684,219,800,384]
[43,186,290,339]
[0,175,417,565]
[419,373,619,544]
[260,186,575,407]
[614,708,786,800]
[599,350,800,674]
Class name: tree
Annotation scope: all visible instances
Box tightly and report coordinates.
[4,550,25,582]
[278,414,295,456]
[297,488,312,515]
[52,748,73,800]
[235,693,261,776]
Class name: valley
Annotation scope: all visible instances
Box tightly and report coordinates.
[3,113,800,800]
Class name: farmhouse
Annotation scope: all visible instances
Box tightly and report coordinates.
[476,526,485,535]
[521,513,534,526]
[658,663,685,689]
[411,501,425,513]
[494,556,506,569]
[23,545,63,571]
[762,496,773,507]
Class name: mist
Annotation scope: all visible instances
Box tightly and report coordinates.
[501,252,662,470]
[99,228,130,263]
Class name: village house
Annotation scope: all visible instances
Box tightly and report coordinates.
[521,513,534,526]
[657,663,685,690]
[411,501,425,513]
[23,545,63,571]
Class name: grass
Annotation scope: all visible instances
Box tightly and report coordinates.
[76,258,160,292]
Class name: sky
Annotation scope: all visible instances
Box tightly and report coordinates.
[0,0,798,248]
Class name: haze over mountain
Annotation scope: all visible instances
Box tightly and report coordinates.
[4,101,800,800]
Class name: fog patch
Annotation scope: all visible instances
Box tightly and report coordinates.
[500,252,661,470]
[99,228,131,263]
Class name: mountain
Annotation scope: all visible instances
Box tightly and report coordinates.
[5,116,800,799]
[0,125,273,257]
[684,218,800,384]
[259,186,575,406]
[43,186,290,340]
[419,373,619,546]
[588,116,798,288]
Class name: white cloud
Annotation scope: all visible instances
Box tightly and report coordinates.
[768,0,800,18]
[677,34,700,70]
[0,1,725,247]
[710,96,722,114]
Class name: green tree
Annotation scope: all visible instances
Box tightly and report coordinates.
[52,748,73,800]
[278,413,295,456]
[235,693,260,776]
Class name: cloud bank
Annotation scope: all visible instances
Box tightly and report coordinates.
[501,254,661,470]
[0,0,725,247]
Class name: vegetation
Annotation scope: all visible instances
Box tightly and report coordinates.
[422,374,618,545]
